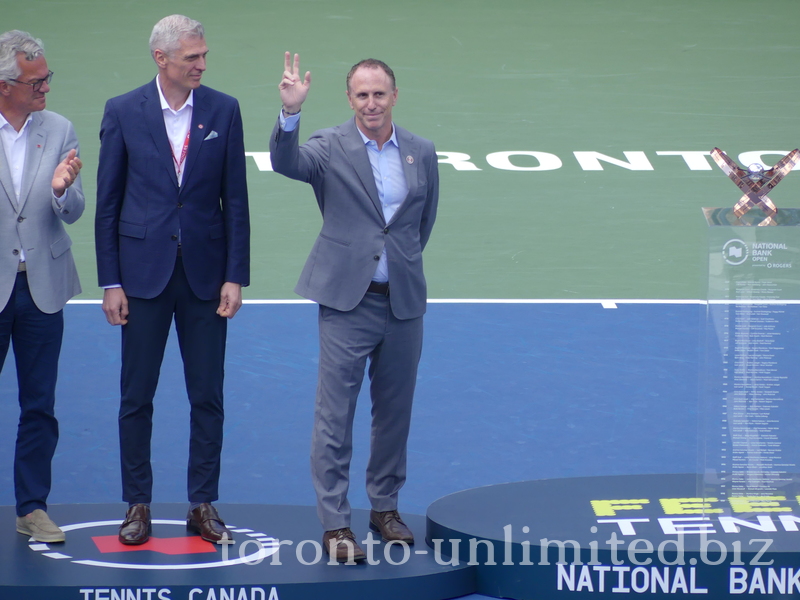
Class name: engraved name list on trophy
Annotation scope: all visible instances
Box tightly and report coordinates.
[701,149,800,504]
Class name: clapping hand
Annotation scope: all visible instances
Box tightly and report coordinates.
[52,148,82,198]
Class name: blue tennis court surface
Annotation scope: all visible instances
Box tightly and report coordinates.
[0,301,701,514]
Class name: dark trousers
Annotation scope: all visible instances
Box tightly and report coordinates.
[119,257,227,504]
[0,272,63,517]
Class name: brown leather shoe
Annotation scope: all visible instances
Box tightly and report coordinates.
[187,503,232,544]
[369,510,414,543]
[322,528,367,563]
[119,504,151,545]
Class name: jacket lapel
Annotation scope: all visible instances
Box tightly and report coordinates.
[339,119,383,220]
[18,112,46,213]
[389,126,419,226]
[142,78,179,190]
[180,86,207,192]
[0,134,16,212]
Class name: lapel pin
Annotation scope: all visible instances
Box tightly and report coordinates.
[198,124,204,129]
[406,155,414,164]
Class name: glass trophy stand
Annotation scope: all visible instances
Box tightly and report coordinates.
[700,207,800,511]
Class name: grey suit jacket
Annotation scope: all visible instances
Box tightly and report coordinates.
[270,117,438,320]
[0,110,84,314]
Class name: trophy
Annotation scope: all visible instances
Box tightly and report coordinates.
[710,147,800,226]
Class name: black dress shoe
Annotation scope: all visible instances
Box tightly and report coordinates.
[119,504,151,545]
[322,527,367,563]
[187,503,232,543]
[369,510,414,543]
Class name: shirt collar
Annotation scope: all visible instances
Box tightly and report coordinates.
[0,110,33,136]
[355,121,398,149]
[156,75,194,114]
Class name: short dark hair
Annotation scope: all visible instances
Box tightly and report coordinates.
[346,59,395,91]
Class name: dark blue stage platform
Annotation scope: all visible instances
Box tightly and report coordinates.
[5,474,800,599]
[1,504,473,600]
[427,474,800,599]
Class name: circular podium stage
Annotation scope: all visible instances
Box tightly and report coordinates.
[0,504,474,600]
[427,474,800,599]
[7,475,800,600]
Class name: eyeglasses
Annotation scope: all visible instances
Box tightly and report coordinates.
[8,70,53,92]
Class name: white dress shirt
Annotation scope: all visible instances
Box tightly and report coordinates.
[156,75,193,186]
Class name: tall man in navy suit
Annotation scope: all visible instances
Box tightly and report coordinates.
[95,15,249,545]
[270,53,439,562]
[0,30,84,543]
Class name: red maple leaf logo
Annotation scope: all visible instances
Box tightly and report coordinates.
[92,535,218,555]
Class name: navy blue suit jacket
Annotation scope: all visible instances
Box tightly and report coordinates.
[95,79,249,300]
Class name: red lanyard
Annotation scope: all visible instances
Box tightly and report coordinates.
[172,130,191,179]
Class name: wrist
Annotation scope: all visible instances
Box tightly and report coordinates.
[282,105,300,116]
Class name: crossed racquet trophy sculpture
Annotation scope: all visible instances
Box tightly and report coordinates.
[710,147,800,226]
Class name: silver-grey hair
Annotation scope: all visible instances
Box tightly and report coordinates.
[149,15,204,60]
[0,30,44,83]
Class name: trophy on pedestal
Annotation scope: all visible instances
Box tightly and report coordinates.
[701,148,800,504]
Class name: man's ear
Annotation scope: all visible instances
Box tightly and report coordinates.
[153,49,168,69]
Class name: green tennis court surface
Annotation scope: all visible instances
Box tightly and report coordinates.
[7,0,800,300]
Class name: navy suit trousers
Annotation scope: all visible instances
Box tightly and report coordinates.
[0,272,62,517]
[119,257,227,504]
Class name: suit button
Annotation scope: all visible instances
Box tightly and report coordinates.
[373,255,380,261]
[12,249,19,255]
[177,203,183,208]
[17,216,24,222]
[383,227,389,234]
[171,235,178,241]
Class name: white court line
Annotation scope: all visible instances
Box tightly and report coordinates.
[67,298,800,307]
[426,298,705,305]
[68,298,312,305]
[69,298,703,306]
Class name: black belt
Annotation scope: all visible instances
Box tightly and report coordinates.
[367,281,390,296]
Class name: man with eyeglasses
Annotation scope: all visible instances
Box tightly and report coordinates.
[0,30,84,543]
[95,15,249,546]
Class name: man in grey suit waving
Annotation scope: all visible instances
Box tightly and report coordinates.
[270,53,439,562]
[0,30,84,542]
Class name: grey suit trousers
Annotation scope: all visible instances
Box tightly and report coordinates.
[312,291,423,530]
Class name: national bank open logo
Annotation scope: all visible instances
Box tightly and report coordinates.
[723,238,748,266]
[24,519,279,569]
